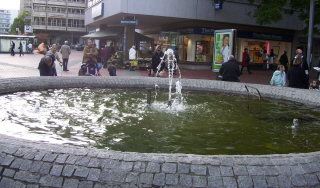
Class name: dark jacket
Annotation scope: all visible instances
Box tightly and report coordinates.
[288,65,309,89]
[151,51,164,69]
[279,53,289,66]
[174,50,180,64]
[290,56,309,72]
[108,65,117,76]
[219,59,241,82]
[101,47,111,61]
[38,54,57,76]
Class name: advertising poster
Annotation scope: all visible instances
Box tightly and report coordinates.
[212,29,236,72]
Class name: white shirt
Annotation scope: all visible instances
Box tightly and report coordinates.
[129,47,136,60]
[220,45,229,63]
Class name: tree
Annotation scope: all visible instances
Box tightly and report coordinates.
[9,11,30,35]
[211,0,320,35]
[36,33,49,44]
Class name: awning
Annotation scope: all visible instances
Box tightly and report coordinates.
[81,27,123,39]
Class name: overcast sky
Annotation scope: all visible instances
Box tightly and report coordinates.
[1,0,20,10]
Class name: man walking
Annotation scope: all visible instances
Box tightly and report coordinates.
[219,55,241,82]
[279,51,289,74]
[60,41,71,71]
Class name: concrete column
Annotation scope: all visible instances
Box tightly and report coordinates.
[186,34,202,62]
[124,25,135,61]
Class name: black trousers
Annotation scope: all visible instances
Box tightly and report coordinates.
[63,58,69,71]
[241,65,251,74]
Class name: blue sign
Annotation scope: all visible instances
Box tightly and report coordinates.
[120,20,138,25]
[214,1,223,10]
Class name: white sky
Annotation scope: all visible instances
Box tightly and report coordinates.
[0,0,20,10]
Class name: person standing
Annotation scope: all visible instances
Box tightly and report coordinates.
[219,55,241,82]
[46,44,62,76]
[129,45,137,71]
[83,38,98,63]
[262,50,268,71]
[19,42,24,56]
[150,45,164,76]
[173,47,180,75]
[101,44,111,68]
[60,41,71,71]
[270,65,286,87]
[290,49,309,76]
[11,41,15,56]
[279,51,289,74]
[268,49,274,71]
[241,48,252,75]
[28,43,33,54]
[288,57,309,89]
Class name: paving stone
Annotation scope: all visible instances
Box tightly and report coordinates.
[22,151,37,160]
[208,176,223,188]
[104,159,120,169]
[62,165,76,177]
[146,162,160,173]
[220,157,234,166]
[62,178,79,188]
[237,176,253,188]
[266,176,278,188]
[65,155,78,164]
[291,165,306,175]
[220,166,233,177]
[26,185,39,188]
[14,170,40,183]
[179,174,192,187]
[177,163,190,174]
[120,161,134,171]
[305,174,320,187]
[133,161,146,172]
[233,166,248,176]
[74,166,90,178]
[111,171,127,182]
[99,169,113,182]
[139,173,153,184]
[291,175,307,187]
[272,158,291,165]
[87,168,101,181]
[10,158,24,169]
[13,181,26,188]
[3,168,16,177]
[78,181,94,188]
[252,176,267,188]
[247,166,265,176]
[246,157,263,165]
[39,174,63,188]
[162,163,176,173]
[96,151,110,159]
[75,156,91,166]
[0,177,15,188]
[263,166,279,176]
[29,161,43,173]
[1,154,15,166]
[302,163,320,174]
[223,177,237,188]
[165,174,178,185]
[55,154,69,164]
[192,176,207,187]
[19,159,33,171]
[125,172,139,183]
[14,148,30,157]
[277,175,292,187]
[191,165,207,175]
[276,165,292,176]
[73,148,88,156]
[3,146,19,155]
[208,166,221,176]
[88,158,101,168]
[39,162,52,175]
[50,164,64,176]
[153,173,165,186]
[33,152,46,161]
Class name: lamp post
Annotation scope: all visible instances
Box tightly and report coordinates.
[307,0,315,69]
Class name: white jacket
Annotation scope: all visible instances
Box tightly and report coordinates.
[129,48,136,60]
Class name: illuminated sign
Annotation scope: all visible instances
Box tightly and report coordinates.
[92,3,104,18]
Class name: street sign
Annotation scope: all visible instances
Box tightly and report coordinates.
[120,20,138,25]
[25,25,32,33]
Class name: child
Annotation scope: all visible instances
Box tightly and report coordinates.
[309,80,319,90]
[108,59,117,76]
[270,65,286,87]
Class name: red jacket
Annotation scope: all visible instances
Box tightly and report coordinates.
[242,50,249,67]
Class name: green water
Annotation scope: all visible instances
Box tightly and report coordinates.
[0,88,319,155]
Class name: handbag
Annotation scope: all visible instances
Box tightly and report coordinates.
[246,56,250,62]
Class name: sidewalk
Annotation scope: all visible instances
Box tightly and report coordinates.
[0,50,317,85]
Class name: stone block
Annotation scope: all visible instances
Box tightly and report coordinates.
[162,163,176,174]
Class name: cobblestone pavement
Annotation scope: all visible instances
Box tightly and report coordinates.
[0,76,320,187]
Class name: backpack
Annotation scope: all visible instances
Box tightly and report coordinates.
[246,56,250,62]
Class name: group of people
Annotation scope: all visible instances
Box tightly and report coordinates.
[10,41,24,56]
[220,47,317,90]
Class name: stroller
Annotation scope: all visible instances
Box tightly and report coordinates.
[78,60,99,76]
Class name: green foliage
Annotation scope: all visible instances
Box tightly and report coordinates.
[9,11,30,35]
[211,0,320,35]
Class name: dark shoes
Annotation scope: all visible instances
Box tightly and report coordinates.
[249,72,253,74]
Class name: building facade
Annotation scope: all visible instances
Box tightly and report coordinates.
[84,0,318,68]
[0,9,18,34]
[20,0,87,45]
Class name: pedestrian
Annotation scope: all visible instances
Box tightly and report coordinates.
[262,50,268,71]
[240,48,252,75]
[37,54,57,76]
[270,65,286,87]
[309,80,319,90]
[288,57,309,89]
[101,44,111,68]
[108,59,117,76]
[150,45,164,77]
[19,42,24,56]
[219,55,241,82]
[129,45,137,71]
[290,49,309,75]
[28,43,33,54]
[60,41,71,71]
[46,44,62,76]
[279,51,289,74]
[173,47,180,75]
[268,49,274,71]
[11,41,15,56]
[83,38,98,63]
